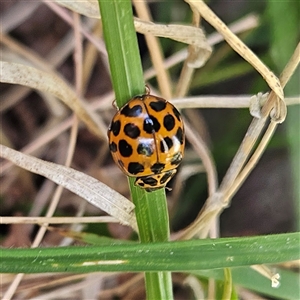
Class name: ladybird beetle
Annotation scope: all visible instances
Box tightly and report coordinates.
[108,91,185,192]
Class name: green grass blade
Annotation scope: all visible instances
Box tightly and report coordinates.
[1,232,298,273]
[129,183,170,242]
[98,1,173,298]
[195,266,300,300]
[98,2,144,103]
[129,183,172,298]
[222,268,233,300]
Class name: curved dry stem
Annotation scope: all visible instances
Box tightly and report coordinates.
[45,1,108,57]
[182,118,218,198]
[175,7,212,98]
[73,12,84,96]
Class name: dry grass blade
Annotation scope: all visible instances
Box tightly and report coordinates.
[0,61,106,139]
[0,216,118,224]
[171,96,299,109]
[0,31,75,114]
[56,0,212,55]
[175,8,206,98]
[55,0,100,18]
[0,145,137,231]
[135,20,212,52]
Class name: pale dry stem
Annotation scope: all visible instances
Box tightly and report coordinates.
[0,216,118,224]
[133,0,172,99]
[44,1,108,56]
[183,118,218,198]
[175,9,199,98]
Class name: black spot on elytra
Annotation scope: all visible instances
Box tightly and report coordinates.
[143,116,161,133]
[163,114,175,131]
[124,123,140,139]
[160,171,174,184]
[170,152,182,165]
[140,176,158,186]
[137,142,153,156]
[109,142,117,152]
[121,104,142,117]
[149,100,166,112]
[172,107,181,121]
[143,118,153,134]
[110,120,121,136]
[176,127,184,144]
[151,116,161,132]
[118,139,133,157]
[128,162,144,174]
[151,163,165,174]
[160,137,173,153]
